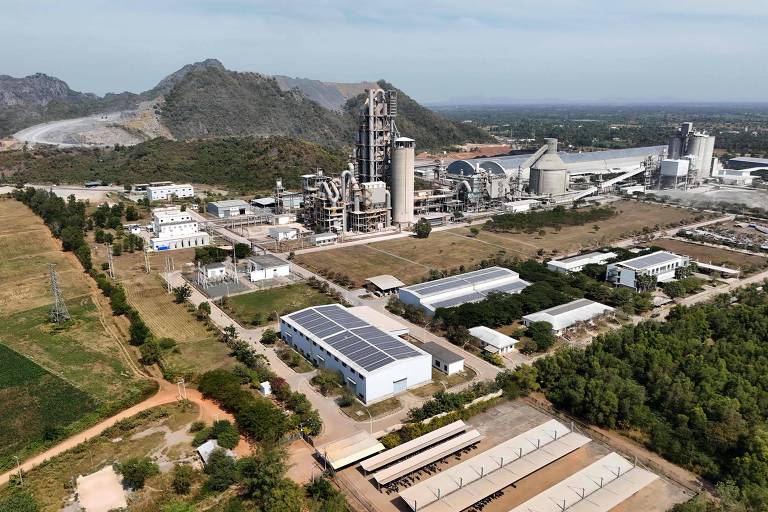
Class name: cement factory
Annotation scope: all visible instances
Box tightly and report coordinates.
[272,87,728,239]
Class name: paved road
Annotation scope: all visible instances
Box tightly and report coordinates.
[0,379,238,487]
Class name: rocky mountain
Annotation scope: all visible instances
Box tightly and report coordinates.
[0,73,91,107]
[273,76,377,111]
[146,58,226,98]
[160,67,353,145]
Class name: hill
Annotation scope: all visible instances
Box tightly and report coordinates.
[0,59,226,138]
[0,136,346,194]
[273,75,377,111]
[160,67,353,145]
[343,81,495,149]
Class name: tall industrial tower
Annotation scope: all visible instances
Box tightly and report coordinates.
[48,263,70,323]
[355,89,399,183]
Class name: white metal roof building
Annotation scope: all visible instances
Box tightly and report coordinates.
[469,326,518,353]
[419,341,465,375]
[207,199,251,218]
[197,439,236,465]
[365,274,406,295]
[247,254,290,282]
[398,267,530,314]
[346,306,409,337]
[547,251,617,274]
[399,419,591,512]
[522,298,614,334]
[316,431,385,470]
[508,452,658,512]
[606,251,690,290]
[280,304,431,403]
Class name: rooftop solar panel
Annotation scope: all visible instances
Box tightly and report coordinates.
[285,304,423,373]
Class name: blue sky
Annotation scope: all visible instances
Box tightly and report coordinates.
[1,0,766,103]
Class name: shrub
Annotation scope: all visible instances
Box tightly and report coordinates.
[117,457,159,490]
[172,464,194,494]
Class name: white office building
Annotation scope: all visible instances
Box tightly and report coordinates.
[247,254,290,282]
[606,251,690,290]
[147,183,194,201]
[398,267,530,314]
[150,206,210,251]
[268,226,299,241]
[280,304,431,404]
[547,251,617,274]
[523,298,614,335]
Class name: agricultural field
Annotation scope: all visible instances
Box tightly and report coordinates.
[0,344,96,467]
[0,199,154,470]
[0,200,91,315]
[646,238,767,273]
[89,244,232,380]
[0,403,201,512]
[226,282,335,325]
[295,201,712,287]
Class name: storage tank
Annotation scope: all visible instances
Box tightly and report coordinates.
[530,138,568,196]
[391,137,415,226]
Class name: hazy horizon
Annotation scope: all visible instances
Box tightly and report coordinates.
[2,0,766,104]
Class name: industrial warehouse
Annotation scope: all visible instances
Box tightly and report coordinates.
[280,304,431,403]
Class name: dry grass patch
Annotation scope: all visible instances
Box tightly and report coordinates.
[647,238,767,272]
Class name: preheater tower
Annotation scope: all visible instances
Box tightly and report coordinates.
[391,137,415,226]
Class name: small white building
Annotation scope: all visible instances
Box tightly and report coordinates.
[661,159,690,177]
[419,341,465,375]
[311,232,338,246]
[399,267,530,315]
[502,199,540,213]
[280,304,431,404]
[196,439,236,465]
[547,251,617,274]
[147,183,194,201]
[606,251,690,290]
[247,254,290,282]
[364,275,406,296]
[150,206,210,251]
[199,262,227,281]
[207,200,251,218]
[522,298,614,335]
[268,226,299,241]
[124,224,142,235]
[718,168,756,186]
[469,326,518,354]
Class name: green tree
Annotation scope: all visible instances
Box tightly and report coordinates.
[0,492,39,512]
[413,218,432,239]
[212,420,240,449]
[173,284,192,304]
[204,448,237,491]
[234,243,252,259]
[125,205,139,221]
[139,340,162,365]
[238,448,288,500]
[118,457,159,489]
[196,301,211,320]
[527,321,556,351]
[261,328,278,345]
[264,480,304,512]
[172,464,194,494]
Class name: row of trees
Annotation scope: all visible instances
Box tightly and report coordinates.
[534,287,768,510]
[485,205,616,233]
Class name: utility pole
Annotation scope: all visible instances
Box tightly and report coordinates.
[143,247,151,273]
[106,244,115,279]
[48,263,70,323]
[165,255,172,293]
[14,455,22,486]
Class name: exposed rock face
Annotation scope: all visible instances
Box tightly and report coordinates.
[0,73,88,107]
[273,75,377,111]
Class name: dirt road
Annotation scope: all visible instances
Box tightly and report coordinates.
[0,379,239,487]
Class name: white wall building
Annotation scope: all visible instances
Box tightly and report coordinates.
[207,200,251,218]
[547,251,617,274]
[469,326,518,354]
[268,226,299,241]
[419,342,465,375]
[248,254,290,282]
[280,304,431,404]
[147,183,194,201]
[718,168,757,186]
[606,251,690,290]
[311,232,338,246]
[502,199,540,213]
[398,267,530,314]
[522,298,614,335]
[150,206,210,251]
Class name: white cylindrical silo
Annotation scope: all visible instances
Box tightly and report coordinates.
[530,138,568,196]
[391,137,415,226]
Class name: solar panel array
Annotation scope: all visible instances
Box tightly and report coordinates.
[620,251,680,270]
[285,305,422,372]
[406,267,514,297]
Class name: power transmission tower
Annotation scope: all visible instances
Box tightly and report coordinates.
[106,244,115,278]
[48,263,70,323]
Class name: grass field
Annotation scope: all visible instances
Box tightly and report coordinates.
[295,201,712,287]
[0,344,97,466]
[0,199,154,469]
[89,244,232,381]
[226,283,335,325]
[645,238,767,272]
